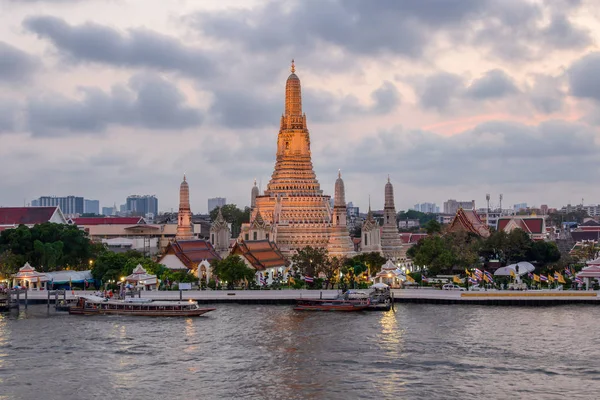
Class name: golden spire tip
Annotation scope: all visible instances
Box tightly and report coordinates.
[291,59,295,73]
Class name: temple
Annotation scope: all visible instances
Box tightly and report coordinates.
[380,177,403,259]
[176,174,194,240]
[447,208,490,238]
[239,61,354,257]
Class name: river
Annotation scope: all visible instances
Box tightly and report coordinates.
[0,304,598,400]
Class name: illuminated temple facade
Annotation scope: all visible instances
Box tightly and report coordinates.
[239,61,355,257]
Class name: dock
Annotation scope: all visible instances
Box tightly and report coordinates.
[9,288,600,307]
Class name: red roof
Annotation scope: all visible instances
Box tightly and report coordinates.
[497,217,544,234]
[0,207,58,226]
[231,240,287,270]
[399,233,428,244]
[72,217,144,225]
[448,209,490,238]
[161,239,221,269]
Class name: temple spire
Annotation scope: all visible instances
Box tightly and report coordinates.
[291,59,295,73]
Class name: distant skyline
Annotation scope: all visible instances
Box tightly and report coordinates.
[1,0,600,213]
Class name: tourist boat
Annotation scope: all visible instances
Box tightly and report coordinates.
[294,298,370,311]
[69,295,215,317]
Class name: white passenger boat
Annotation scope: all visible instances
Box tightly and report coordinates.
[69,295,215,317]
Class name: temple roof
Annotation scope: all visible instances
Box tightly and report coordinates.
[0,207,62,226]
[73,217,145,225]
[497,217,544,234]
[232,240,287,270]
[448,208,490,238]
[161,239,221,269]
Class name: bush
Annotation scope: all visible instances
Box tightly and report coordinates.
[207,279,216,290]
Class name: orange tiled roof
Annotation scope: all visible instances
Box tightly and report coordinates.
[448,208,490,238]
[163,239,221,269]
[231,240,287,270]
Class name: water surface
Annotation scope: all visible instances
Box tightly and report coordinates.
[0,304,598,399]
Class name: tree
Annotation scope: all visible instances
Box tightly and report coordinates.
[0,250,22,277]
[209,204,251,238]
[396,210,437,225]
[348,252,387,276]
[291,246,329,277]
[211,255,256,289]
[318,256,346,289]
[424,220,442,235]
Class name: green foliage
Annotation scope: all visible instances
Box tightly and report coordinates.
[209,204,251,238]
[424,220,442,235]
[397,210,437,225]
[207,279,216,290]
[347,252,387,276]
[211,255,255,289]
[0,223,100,271]
[292,246,329,277]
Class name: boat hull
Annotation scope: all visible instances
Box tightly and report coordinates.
[294,305,369,311]
[294,299,369,312]
[69,307,215,317]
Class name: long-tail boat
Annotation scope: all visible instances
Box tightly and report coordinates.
[294,298,370,311]
[69,295,215,317]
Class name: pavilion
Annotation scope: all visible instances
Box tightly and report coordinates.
[124,264,158,290]
[11,263,49,290]
[374,260,406,288]
[577,257,600,289]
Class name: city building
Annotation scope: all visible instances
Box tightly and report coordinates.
[84,199,100,215]
[443,199,475,215]
[238,61,355,257]
[126,195,158,218]
[412,203,439,213]
[436,214,455,225]
[35,196,84,215]
[101,206,115,216]
[208,197,227,212]
[477,208,515,228]
[513,203,528,212]
[398,219,420,230]
[346,202,360,227]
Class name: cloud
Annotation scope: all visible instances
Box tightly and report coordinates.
[26,72,203,136]
[465,69,518,99]
[0,100,18,132]
[23,15,215,78]
[568,52,600,102]
[418,72,464,111]
[528,74,565,114]
[326,119,600,186]
[0,41,39,83]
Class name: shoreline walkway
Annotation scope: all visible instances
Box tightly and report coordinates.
[18,288,600,306]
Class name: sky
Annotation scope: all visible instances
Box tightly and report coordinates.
[1,0,600,214]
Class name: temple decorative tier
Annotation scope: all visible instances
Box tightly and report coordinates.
[176,174,194,240]
[380,177,403,260]
[240,61,354,257]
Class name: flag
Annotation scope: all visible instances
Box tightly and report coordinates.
[528,272,534,279]
[465,269,471,277]
[564,268,572,277]
[570,266,576,276]
[510,269,516,278]
[289,276,295,285]
[473,268,483,279]
[484,271,494,283]
[453,276,462,284]
[574,276,583,284]
[533,274,540,282]
[557,272,566,284]
[421,274,428,282]
[539,275,548,282]
[548,274,554,283]
[304,276,314,283]
[259,274,266,285]
[554,272,560,281]
[406,275,415,283]
[468,277,478,284]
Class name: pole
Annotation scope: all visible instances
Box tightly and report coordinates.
[47,290,50,309]
[24,289,28,309]
[179,289,182,301]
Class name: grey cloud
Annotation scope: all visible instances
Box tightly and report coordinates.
[529,74,564,113]
[0,41,39,83]
[465,69,518,99]
[27,72,203,136]
[23,15,215,78]
[542,13,592,49]
[370,81,401,114]
[418,72,464,111]
[324,119,599,186]
[0,100,18,132]
[568,52,600,102]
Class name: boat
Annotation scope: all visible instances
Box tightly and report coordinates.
[294,298,370,311]
[69,295,215,317]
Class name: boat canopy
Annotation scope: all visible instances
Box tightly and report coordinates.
[494,262,535,276]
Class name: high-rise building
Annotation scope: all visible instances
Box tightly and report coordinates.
[84,199,100,215]
[36,196,84,215]
[101,206,115,216]
[513,203,528,212]
[208,197,226,212]
[413,202,439,213]
[126,195,158,217]
[443,199,475,215]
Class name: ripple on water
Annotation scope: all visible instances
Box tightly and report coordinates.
[0,304,599,400]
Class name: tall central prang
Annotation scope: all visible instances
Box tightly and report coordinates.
[238,61,354,257]
[265,60,322,197]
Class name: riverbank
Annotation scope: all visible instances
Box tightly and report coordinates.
[13,288,600,306]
